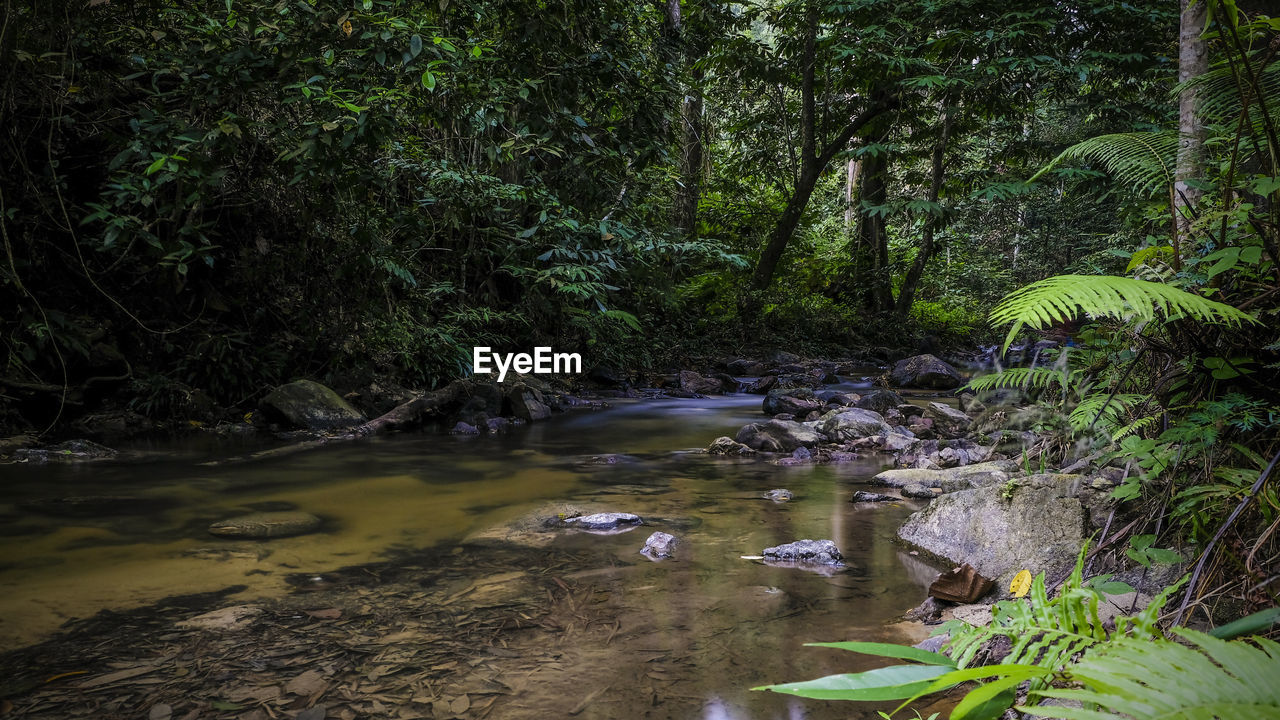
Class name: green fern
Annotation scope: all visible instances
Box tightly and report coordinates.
[1068,392,1149,434]
[1029,132,1178,197]
[966,366,1078,394]
[1025,629,1280,719]
[989,274,1258,353]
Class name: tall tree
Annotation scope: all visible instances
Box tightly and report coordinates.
[1175,0,1209,265]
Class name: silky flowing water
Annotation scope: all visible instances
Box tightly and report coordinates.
[0,387,947,718]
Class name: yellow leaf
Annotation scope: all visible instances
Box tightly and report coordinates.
[67,86,81,94]
[341,20,353,37]
[1009,569,1032,598]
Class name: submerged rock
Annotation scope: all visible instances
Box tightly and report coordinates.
[208,511,322,539]
[889,354,962,390]
[14,438,118,464]
[766,489,794,503]
[261,380,365,431]
[640,531,679,559]
[762,539,843,565]
[563,512,642,531]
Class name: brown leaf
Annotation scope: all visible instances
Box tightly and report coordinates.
[305,608,342,620]
[75,664,157,689]
[448,694,470,714]
[285,670,327,697]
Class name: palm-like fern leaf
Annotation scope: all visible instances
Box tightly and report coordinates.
[1024,630,1280,719]
[1179,58,1280,143]
[1029,132,1178,197]
[965,366,1077,393]
[990,275,1258,353]
[1068,392,1149,434]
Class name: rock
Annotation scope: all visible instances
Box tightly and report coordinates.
[791,446,811,461]
[902,483,938,499]
[958,392,986,415]
[874,460,1014,490]
[484,417,511,434]
[897,404,925,419]
[14,438,118,464]
[734,419,822,452]
[904,596,946,622]
[587,364,625,387]
[508,384,552,422]
[766,489,794,503]
[640,531,678,559]
[882,432,916,452]
[819,408,892,442]
[450,421,480,435]
[261,379,365,430]
[914,633,949,654]
[706,436,756,456]
[856,389,906,414]
[563,512,642,531]
[745,375,778,394]
[928,563,995,603]
[897,478,1088,586]
[889,354,962,389]
[726,358,767,376]
[924,401,972,434]
[873,467,948,489]
[679,370,725,395]
[851,491,897,503]
[769,350,801,365]
[208,511,322,539]
[762,387,822,416]
[762,539,843,565]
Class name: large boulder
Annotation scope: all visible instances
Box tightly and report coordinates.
[889,354,962,390]
[924,401,972,434]
[873,460,1014,490]
[762,387,822,416]
[261,380,365,430]
[735,419,822,452]
[897,475,1087,586]
[819,408,891,442]
[508,384,552,421]
[679,370,726,395]
[855,389,906,414]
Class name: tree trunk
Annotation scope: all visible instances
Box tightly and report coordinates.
[1174,0,1208,264]
[858,149,892,311]
[667,0,703,237]
[751,5,887,291]
[895,111,952,316]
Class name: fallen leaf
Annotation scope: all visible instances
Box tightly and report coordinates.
[1009,569,1033,598]
[76,664,157,689]
[449,694,470,714]
[297,706,327,720]
[285,669,327,697]
[305,608,342,620]
[148,704,172,720]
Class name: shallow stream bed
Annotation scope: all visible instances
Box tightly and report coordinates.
[0,388,946,719]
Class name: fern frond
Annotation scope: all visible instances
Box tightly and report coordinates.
[1111,413,1160,442]
[1068,392,1148,434]
[1025,630,1280,719]
[990,275,1258,353]
[965,366,1077,394]
[1029,132,1178,197]
[1180,58,1280,142]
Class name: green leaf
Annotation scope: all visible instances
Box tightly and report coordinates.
[805,641,956,667]
[144,156,167,176]
[1210,608,1280,639]
[951,676,1022,720]
[409,34,422,58]
[421,71,436,91]
[753,665,954,701]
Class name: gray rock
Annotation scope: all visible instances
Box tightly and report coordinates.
[958,392,986,414]
[791,446,811,461]
[706,436,756,456]
[897,479,1088,586]
[901,483,938,499]
[881,431,916,452]
[924,401,972,434]
[851,491,897,503]
[762,539,843,565]
[261,380,365,430]
[450,421,480,435]
[640,531,679,559]
[855,389,906,414]
[734,419,822,452]
[564,512,642,530]
[819,408,892,442]
[875,460,1014,490]
[209,511,322,538]
[763,387,822,416]
[679,370,725,395]
[766,489,794,503]
[889,354,962,389]
[508,385,552,421]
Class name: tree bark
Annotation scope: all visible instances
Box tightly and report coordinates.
[667,0,703,237]
[1174,0,1208,263]
[895,111,952,316]
[856,145,893,311]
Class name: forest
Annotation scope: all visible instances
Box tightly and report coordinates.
[1,0,1279,718]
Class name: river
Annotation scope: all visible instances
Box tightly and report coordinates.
[0,383,945,719]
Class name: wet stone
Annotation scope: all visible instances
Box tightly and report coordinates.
[208,511,322,539]
[640,531,678,559]
[851,491,897,503]
[563,512,642,531]
[762,539,843,565]
[766,489,794,503]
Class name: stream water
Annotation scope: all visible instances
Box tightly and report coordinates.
[0,383,946,719]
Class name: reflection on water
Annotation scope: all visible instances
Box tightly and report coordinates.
[0,388,941,718]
